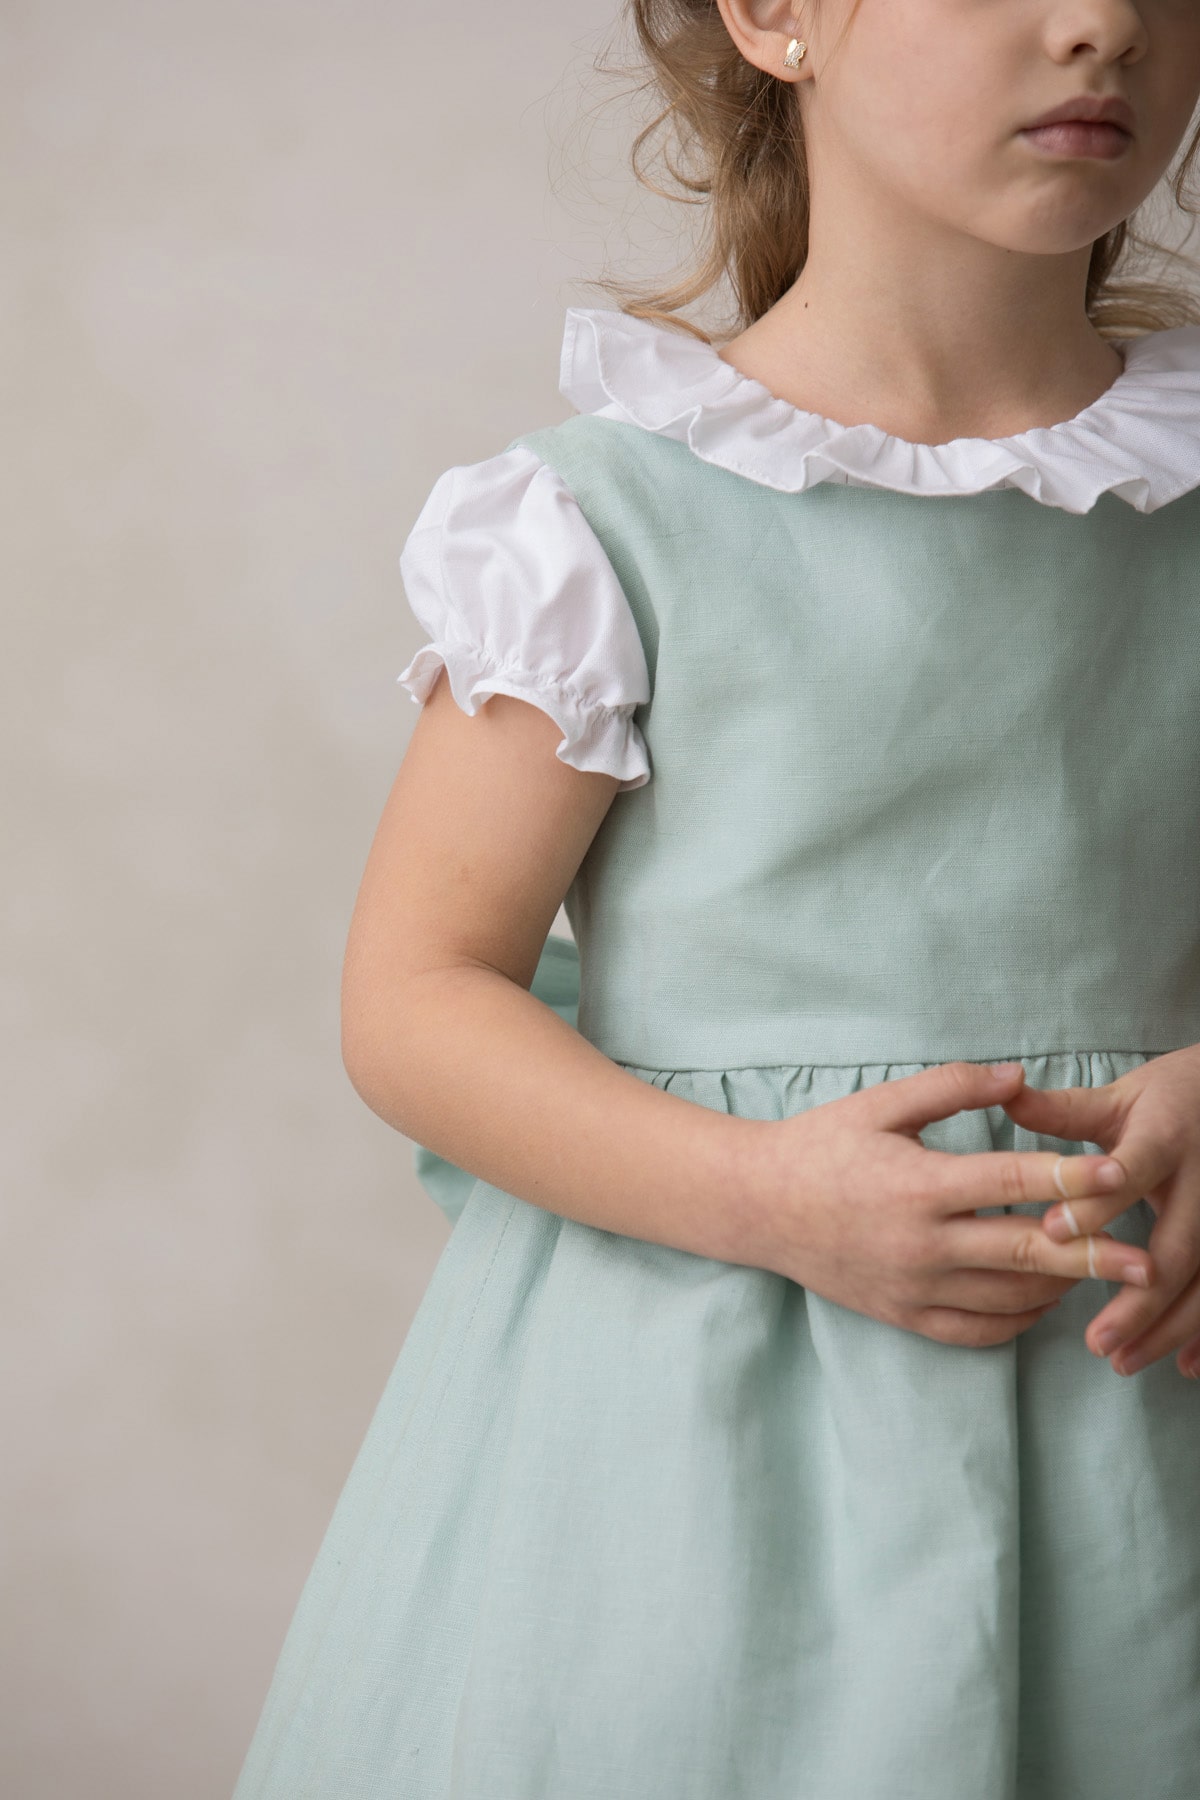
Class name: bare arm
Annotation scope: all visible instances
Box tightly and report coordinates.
[342,670,767,1264]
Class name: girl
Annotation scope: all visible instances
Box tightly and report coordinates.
[233,2,1200,1795]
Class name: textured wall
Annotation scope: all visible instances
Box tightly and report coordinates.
[2,3,664,1794]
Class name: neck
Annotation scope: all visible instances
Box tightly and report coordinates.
[717,177,1125,446]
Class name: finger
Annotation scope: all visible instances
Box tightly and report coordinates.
[999,1077,1122,1146]
[869,1059,1026,1133]
[1041,1186,1135,1244]
[926,1267,1077,1314]
[1177,1332,1200,1378]
[915,1301,1061,1348]
[944,1215,1155,1288]
[921,1143,1127,1215]
[1103,1273,1200,1377]
[1042,1125,1178,1243]
[1082,1201,1200,1360]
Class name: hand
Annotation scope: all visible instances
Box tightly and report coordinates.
[746,1060,1155,1347]
[1000,1043,1200,1379]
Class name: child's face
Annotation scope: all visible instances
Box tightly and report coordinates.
[728,0,1200,255]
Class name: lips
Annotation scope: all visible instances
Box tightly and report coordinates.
[1021,94,1136,137]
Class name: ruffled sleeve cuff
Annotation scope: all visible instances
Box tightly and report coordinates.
[396,446,651,791]
[397,639,651,789]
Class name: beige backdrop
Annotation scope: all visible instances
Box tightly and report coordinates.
[5,4,1197,1796]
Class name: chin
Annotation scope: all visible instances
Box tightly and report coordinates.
[971,199,1129,260]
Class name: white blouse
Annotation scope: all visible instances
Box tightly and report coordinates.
[397,306,1200,790]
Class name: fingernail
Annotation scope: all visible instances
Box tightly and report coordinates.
[989,1062,1022,1080]
[1096,1160,1125,1190]
[1043,1211,1074,1243]
[1120,1263,1151,1288]
[1094,1327,1121,1354]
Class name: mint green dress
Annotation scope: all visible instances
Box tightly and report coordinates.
[232,309,1200,1799]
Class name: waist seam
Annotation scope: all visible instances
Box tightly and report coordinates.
[605,1044,1174,1073]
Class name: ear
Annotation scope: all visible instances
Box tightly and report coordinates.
[714,0,817,84]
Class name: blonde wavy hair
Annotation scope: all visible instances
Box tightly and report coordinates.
[585,0,1200,344]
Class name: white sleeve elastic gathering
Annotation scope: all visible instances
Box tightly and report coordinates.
[396,444,652,790]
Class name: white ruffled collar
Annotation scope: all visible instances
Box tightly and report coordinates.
[559,304,1200,514]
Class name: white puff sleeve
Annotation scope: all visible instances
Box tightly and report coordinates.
[396,444,651,790]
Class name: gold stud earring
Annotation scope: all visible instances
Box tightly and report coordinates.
[783,36,807,68]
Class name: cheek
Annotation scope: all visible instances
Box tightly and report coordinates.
[828,40,1000,202]
[848,97,998,216]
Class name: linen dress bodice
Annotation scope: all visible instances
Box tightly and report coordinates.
[512,412,1200,1068]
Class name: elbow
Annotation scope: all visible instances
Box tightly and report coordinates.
[340,1015,378,1113]
[340,957,474,1127]
[340,1021,373,1108]
[340,980,408,1121]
